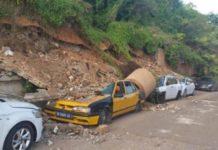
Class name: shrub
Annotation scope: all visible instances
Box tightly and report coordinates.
[0,7,8,18]
[32,0,84,26]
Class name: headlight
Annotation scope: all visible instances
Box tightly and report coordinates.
[72,107,91,113]
[47,100,56,106]
[32,109,42,118]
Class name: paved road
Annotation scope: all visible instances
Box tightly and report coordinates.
[33,91,218,150]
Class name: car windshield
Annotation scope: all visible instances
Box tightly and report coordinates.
[201,77,213,83]
[157,76,165,87]
[101,83,115,95]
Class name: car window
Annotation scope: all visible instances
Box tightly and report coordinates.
[166,77,177,85]
[131,83,138,92]
[114,82,125,97]
[124,81,135,94]
[201,77,213,83]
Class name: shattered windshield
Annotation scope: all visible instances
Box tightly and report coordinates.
[101,83,115,95]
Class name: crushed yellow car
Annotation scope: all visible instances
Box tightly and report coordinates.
[44,80,145,126]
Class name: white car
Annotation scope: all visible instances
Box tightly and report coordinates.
[180,77,195,96]
[0,98,43,150]
[155,75,182,103]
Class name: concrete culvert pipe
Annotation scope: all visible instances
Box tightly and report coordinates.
[126,68,156,99]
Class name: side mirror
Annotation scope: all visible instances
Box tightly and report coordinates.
[114,93,124,98]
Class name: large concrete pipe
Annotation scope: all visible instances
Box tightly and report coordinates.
[126,68,156,98]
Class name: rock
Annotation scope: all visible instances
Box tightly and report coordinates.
[69,76,74,81]
[53,126,59,134]
[96,125,110,135]
[82,128,90,137]
[47,140,53,146]
[67,132,77,136]
[57,83,64,89]
[2,46,14,56]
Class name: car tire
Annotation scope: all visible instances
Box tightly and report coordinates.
[176,91,181,100]
[158,92,165,104]
[3,122,34,150]
[98,109,111,125]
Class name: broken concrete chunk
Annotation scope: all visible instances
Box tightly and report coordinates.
[96,125,110,135]
[53,126,59,134]
[47,140,53,146]
[2,46,14,56]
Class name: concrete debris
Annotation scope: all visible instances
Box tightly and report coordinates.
[96,125,110,135]
[47,140,53,146]
[53,126,59,134]
[147,103,181,112]
[2,46,14,56]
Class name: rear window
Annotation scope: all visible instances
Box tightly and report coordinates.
[125,81,135,94]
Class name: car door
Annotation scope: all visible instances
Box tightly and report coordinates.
[187,79,195,94]
[113,81,128,117]
[165,77,178,100]
[123,81,139,110]
[0,103,6,138]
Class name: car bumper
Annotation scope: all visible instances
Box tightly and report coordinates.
[44,108,99,126]
[34,118,43,142]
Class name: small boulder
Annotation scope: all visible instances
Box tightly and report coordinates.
[96,125,110,135]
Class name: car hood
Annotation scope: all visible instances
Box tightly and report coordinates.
[53,95,111,108]
[3,99,39,109]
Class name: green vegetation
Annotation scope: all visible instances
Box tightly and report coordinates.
[32,0,84,27]
[1,0,218,77]
[0,7,8,18]
[22,80,38,93]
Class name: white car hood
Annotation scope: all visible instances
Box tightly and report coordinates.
[7,101,39,109]
[1,98,39,109]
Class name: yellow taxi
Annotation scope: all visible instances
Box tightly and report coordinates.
[44,80,145,126]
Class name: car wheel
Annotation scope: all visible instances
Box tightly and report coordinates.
[176,91,181,100]
[98,109,111,125]
[3,122,34,150]
[157,92,165,104]
[135,101,143,112]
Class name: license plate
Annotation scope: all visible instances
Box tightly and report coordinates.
[56,112,72,119]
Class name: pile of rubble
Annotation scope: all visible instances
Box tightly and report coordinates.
[144,102,181,112]
[43,120,110,146]
[0,23,118,101]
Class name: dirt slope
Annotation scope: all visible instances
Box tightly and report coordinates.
[0,17,118,100]
[0,16,181,101]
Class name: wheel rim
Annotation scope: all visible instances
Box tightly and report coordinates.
[12,128,31,150]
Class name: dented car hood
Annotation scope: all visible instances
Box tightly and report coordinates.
[56,95,111,107]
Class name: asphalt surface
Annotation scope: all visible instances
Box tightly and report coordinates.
[33,91,218,150]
